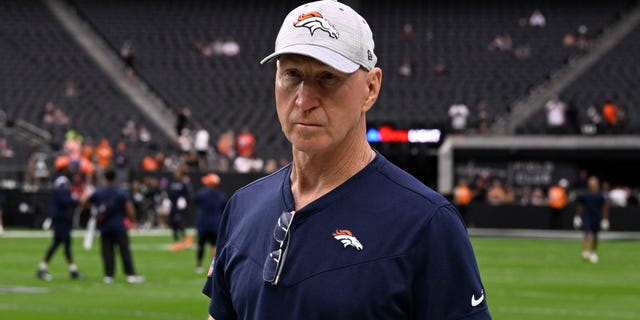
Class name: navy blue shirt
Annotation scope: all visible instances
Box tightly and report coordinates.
[578,191,606,230]
[195,187,226,233]
[88,185,130,233]
[50,175,78,235]
[202,153,490,319]
[169,180,190,216]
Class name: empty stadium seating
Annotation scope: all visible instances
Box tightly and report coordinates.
[1,0,637,166]
[519,22,640,134]
[0,0,169,155]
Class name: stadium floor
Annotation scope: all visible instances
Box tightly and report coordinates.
[1,229,638,319]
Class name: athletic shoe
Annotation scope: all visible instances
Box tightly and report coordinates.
[195,266,204,274]
[126,275,144,284]
[184,235,194,248]
[171,242,185,251]
[589,253,599,264]
[582,250,591,261]
[70,270,84,280]
[104,276,114,284]
[37,270,53,281]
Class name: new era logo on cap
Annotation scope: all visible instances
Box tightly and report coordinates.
[260,0,377,74]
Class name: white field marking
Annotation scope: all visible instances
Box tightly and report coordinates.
[493,306,639,319]
[0,286,50,294]
[0,303,195,320]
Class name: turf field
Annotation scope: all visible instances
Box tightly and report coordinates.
[1,231,639,319]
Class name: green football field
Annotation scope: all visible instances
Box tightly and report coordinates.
[1,231,638,319]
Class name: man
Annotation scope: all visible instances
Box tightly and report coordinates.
[194,173,226,273]
[548,178,569,229]
[448,103,469,134]
[84,169,143,284]
[36,157,82,281]
[574,176,610,263]
[202,1,490,319]
[453,179,473,227]
[168,168,191,250]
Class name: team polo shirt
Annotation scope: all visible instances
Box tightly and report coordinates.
[50,175,78,237]
[577,192,606,231]
[88,185,129,233]
[195,187,226,233]
[203,152,490,319]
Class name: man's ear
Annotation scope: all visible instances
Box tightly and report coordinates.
[362,67,382,113]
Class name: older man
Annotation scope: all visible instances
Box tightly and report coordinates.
[203,1,490,319]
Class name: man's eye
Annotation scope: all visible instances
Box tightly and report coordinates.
[321,72,337,80]
[286,70,301,78]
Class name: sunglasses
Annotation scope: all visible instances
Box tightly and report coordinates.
[263,210,295,285]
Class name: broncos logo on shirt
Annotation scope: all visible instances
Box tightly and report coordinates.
[294,11,339,39]
[332,229,363,250]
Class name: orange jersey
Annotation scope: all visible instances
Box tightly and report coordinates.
[454,184,473,206]
[548,186,567,209]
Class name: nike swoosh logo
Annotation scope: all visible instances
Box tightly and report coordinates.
[471,293,485,307]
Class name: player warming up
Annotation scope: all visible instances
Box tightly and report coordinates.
[168,168,191,250]
[202,1,491,319]
[83,169,143,284]
[574,176,610,263]
[194,173,226,274]
[36,157,83,281]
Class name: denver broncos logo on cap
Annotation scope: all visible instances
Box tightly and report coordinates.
[294,11,339,39]
[332,229,363,250]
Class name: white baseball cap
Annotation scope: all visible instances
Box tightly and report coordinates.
[260,0,377,74]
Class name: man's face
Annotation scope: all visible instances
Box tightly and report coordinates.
[275,55,380,154]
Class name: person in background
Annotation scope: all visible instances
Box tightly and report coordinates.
[168,168,191,250]
[486,179,507,205]
[449,103,469,134]
[95,139,113,171]
[548,179,569,229]
[453,179,473,227]
[574,176,610,263]
[113,141,129,186]
[194,173,226,273]
[84,169,143,284]
[36,157,83,281]
[602,101,618,134]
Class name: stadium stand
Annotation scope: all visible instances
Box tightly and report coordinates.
[70,0,302,159]
[70,0,636,151]
[363,0,635,130]
[0,0,169,154]
[519,22,640,134]
[0,0,637,168]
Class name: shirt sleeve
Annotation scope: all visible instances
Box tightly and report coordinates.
[202,198,237,320]
[412,205,491,319]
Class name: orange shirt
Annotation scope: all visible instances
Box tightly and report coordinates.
[602,103,618,125]
[236,132,256,158]
[548,186,567,209]
[95,143,113,168]
[454,184,473,206]
[142,156,159,171]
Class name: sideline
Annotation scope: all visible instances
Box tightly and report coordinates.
[468,228,640,240]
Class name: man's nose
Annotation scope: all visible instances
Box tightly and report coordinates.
[295,81,319,112]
